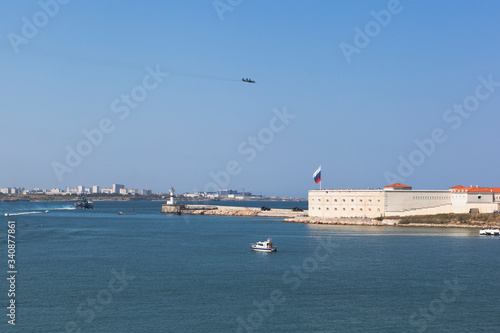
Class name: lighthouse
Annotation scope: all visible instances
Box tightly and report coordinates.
[167,187,176,205]
[161,187,184,214]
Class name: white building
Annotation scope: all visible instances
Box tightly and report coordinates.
[119,188,128,195]
[205,192,219,199]
[92,185,100,194]
[66,187,78,194]
[101,188,113,194]
[309,183,500,218]
[47,188,63,195]
[113,184,125,194]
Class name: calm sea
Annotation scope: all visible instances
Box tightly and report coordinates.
[0,201,499,332]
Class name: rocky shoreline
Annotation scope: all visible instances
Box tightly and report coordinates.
[283,217,396,226]
[176,205,306,218]
[164,204,497,229]
[283,217,495,228]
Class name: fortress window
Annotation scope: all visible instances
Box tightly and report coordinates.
[478,196,482,199]
[351,199,354,202]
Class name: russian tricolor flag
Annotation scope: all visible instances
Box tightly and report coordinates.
[313,165,321,184]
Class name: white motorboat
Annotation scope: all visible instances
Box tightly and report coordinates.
[480,228,500,236]
[251,238,277,252]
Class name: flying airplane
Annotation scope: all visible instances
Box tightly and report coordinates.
[242,78,255,83]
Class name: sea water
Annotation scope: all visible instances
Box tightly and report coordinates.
[0,201,499,332]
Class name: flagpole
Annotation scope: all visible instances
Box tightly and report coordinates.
[320,165,322,190]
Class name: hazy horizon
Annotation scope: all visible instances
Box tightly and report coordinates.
[2,1,499,197]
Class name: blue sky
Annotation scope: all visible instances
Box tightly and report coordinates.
[1,0,499,197]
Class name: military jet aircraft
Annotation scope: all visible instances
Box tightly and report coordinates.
[242,78,256,83]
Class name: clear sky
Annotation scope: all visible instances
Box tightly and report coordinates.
[1,0,499,197]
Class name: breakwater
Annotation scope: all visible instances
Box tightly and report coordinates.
[161,204,307,218]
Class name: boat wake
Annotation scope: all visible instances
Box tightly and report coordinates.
[31,204,76,211]
[5,211,48,217]
[3,205,76,217]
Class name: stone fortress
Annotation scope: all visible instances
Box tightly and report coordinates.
[308,183,500,218]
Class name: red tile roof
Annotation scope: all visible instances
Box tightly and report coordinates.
[449,185,500,193]
[468,187,500,193]
[384,183,412,188]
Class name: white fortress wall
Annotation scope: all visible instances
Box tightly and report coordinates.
[466,192,494,203]
[450,203,499,214]
[385,204,454,217]
[451,192,468,206]
[309,186,500,218]
[308,190,385,218]
[384,190,452,214]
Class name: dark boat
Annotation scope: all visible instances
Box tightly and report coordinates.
[73,194,94,209]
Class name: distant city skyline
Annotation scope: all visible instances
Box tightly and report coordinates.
[1,1,499,197]
[0,183,303,199]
